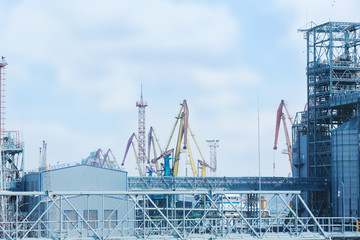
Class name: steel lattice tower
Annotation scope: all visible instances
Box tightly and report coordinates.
[136,87,147,175]
[299,22,360,216]
[206,140,219,176]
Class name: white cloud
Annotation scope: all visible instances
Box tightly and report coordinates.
[191,66,261,113]
[275,0,360,49]
[1,0,240,114]
[194,67,261,89]
[196,91,244,109]
[0,0,246,174]
[0,0,301,178]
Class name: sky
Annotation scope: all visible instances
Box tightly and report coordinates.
[0,0,360,177]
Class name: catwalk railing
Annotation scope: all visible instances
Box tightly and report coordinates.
[1,190,359,239]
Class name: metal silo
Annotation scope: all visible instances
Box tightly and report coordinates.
[332,118,360,218]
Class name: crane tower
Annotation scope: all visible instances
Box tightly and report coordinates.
[136,86,147,174]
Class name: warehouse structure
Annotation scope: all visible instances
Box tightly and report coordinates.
[23,164,134,238]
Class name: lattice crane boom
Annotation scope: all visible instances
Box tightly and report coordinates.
[273,100,293,173]
[122,133,144,176]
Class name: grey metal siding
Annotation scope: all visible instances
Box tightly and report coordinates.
[23,164,133,237]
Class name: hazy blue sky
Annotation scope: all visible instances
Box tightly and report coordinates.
[1,0,359,177]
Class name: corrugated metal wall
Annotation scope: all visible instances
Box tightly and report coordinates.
[46,194,135,238]
[24,165,134,237]
[40,165,127,191]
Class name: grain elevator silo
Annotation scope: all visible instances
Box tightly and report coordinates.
[295,21,360,216]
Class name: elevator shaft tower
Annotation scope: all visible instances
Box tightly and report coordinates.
[299,22,360,215]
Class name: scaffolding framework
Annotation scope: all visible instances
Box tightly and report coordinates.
[3,190,359,239]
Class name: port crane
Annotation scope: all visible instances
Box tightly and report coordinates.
[83,148,120,169]
[147,126,162,175]
[122,133,144,176]
[122,100,212,177]
[273,100,293,173]
[165,100,210,177]
[151,148,174,176]
[122,127,163,177]
[198,160,215,177]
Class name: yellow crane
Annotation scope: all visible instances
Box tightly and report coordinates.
[165,100,210,177]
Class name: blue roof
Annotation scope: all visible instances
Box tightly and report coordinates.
[28,162,127,175]
[333,118,359,131]
[48,163,127,174]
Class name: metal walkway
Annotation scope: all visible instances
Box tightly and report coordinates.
[331,91,360,107]
[128,176,328,191]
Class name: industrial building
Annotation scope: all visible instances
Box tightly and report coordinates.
[294,21,360,217]
[23,163,134,238]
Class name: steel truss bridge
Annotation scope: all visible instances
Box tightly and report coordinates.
[1,189,359,239]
